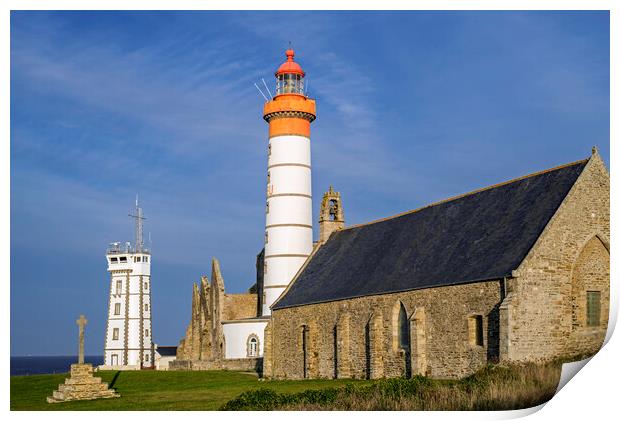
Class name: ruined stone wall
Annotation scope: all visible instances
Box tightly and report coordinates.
[268,280,503,380]
[224,294,258,321]
[504,154,610,362]
[169,357,262,372]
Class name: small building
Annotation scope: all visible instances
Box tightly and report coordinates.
[154,346,177,370]
[263,151,609,380]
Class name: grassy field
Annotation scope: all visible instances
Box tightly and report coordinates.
[11,362,561,411]
[10,369,372,410]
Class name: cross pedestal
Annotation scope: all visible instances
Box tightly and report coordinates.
[47,314,120,403]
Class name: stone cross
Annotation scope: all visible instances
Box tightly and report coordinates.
[76,314,88,364]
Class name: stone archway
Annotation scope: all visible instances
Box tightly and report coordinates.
[567,235,610,358]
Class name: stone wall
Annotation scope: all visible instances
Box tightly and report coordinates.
[267,280,503,380]
[169,357,262,372]
[504,153,610,362]
[224,294,258,321]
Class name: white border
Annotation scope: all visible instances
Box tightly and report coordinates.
[3,2,616,420]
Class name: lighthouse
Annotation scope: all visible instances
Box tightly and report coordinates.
[102,198,154,369]
[262,49,316,315]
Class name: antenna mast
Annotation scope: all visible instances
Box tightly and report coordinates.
[129,195,146,253]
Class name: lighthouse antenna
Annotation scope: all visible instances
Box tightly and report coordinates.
[128,196,146,253]
[254,82,269,102]
[261,78,273,99]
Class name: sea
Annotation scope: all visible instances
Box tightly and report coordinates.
[10,356,104,376]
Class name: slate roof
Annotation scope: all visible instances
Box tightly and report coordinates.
[272,159,588,310]
[156,346,177,356]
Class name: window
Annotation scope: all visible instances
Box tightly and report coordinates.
[111,257,118,264]
[398,304,410,350]
[145,303,149,312]
[135,256,141,262]
[111,354,118,365]
[114,303,121,315]
[112,328,119,340]
[468,315,484,346]
[266,201,270,214]
[247,335,259,357]
[145,329,149,337]
[144,256,148,263]
[145,353,150,362]
[302,325,309,378]
[144,281,149,290]
[119,256,127,263]
[115,280,122,295]
[587,291,601,326]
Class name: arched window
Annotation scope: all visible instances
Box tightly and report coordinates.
[302,325,309,378]
[246,334,260,357]
[398,304,409,350]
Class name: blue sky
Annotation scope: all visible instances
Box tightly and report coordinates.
[10,11,609,356]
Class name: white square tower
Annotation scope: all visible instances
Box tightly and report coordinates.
[102,199,154,369]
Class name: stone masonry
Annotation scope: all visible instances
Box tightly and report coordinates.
[47,364,120,403]
[264,150,609,380]
[173,257,258,369]
[265,279,502,380]
[48,314,119,403]
[500,150,610,362]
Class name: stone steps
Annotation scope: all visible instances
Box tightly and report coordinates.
[47,363,120,404]
[64,376,103,385]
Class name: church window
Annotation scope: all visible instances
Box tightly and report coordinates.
[302,325,309,378]
[333,325,338,379]
[115,280,122,294]
[398,304,410,351]
[468,315,484,346]
[112,328,119,340]
[587,291,601,326]
[364,322,371,380]
[247,334,259,357]
[114,303,121,315]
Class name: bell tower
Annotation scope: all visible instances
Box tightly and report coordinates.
[319,186,345,243]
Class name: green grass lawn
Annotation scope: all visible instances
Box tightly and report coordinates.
[10,370,373,410]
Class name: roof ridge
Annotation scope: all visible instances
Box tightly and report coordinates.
[341,157,590,232]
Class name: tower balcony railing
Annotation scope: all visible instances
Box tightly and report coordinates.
[107,242,150,255]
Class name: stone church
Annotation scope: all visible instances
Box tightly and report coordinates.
[170,50,609,379]
[264,150,609,379]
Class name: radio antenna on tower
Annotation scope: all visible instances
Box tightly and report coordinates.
[261,78,273,99]
[254,82,269,102]
[129,194,146,253]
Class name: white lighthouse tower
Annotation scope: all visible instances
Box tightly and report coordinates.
[102,198,154,369]
[262,49,316,315]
